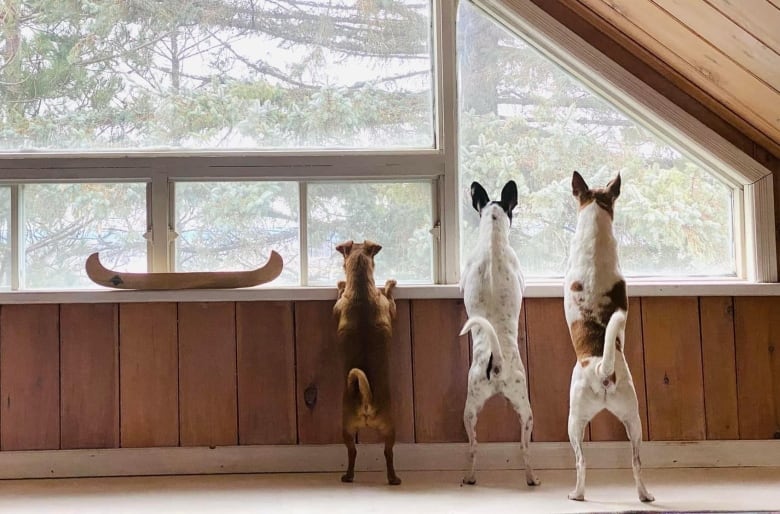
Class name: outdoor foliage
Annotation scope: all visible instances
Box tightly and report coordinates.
[457,1,734,277]
[0,0,734,287]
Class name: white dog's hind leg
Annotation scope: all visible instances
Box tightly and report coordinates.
[505,380,540,486]
[462,378,492,485]
[622,412,654,502]
[567,411,589,501]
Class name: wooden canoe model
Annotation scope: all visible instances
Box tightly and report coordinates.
[85,251,284,290]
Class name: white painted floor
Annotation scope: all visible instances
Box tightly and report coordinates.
[0,468,778,513]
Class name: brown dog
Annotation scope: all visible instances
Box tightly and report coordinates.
[333,240,400,486]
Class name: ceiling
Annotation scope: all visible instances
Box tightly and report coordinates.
[556,0,780,158]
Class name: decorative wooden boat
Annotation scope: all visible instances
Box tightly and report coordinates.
[85,251,284,290]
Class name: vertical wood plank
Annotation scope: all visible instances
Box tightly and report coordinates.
[0,305,60,450]
[412,299,470,443]
[642,297,705,441]
[476,300,530,442]
[60,304,119,449]
[295,301,342,444]
[360,300,415,444]
[178,302,237,447]
[734,296,780,439]
[700,296,739,439]
[590,297,649,441]
[119,303,178,448]
[237,301,297,445]
[525,298,580,442]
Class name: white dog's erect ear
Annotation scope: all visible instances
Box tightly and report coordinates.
[500,180,518,217]
[470,182,490,214]
[606,173,621,198]
[335,240,354,257]
[572,171,589,197]
[363,240,382,257]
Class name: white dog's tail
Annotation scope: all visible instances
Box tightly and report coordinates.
[460,316,504,379]
[347,368,373,413]
[597,309,626,380]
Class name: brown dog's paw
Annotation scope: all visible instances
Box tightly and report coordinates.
[383,279,397,297]
[341,473,354,483]
[337,280,347,298]
[388,475,402,486]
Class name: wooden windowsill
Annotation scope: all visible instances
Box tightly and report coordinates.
[0,280,779,304]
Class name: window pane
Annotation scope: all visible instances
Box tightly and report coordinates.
[23,183,147,289]
[0,188,10,288]
[457,1,735,278]
[2,1,433,151]
[308,182,433,285]
[175,182,299,285]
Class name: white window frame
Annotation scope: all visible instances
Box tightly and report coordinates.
[0,0,775,299]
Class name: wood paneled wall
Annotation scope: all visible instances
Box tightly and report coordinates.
[0,297,777,452]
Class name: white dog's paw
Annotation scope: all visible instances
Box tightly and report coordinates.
[640,491,655,503]
[568,490,584,501]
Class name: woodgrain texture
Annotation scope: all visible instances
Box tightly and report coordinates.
[237,301,297,445]
[178,302,237,447]
[734,296,780,439]
[590,298,649,441]
[0,305,60,451]
[295,301,343,445]
[642,297,706,441]
[60,304,119,449]
[525,298,582,442]
[411,299,470,443]
[119,303,179,448]
[572,0,780,154]
[360,300,415,444]
[535,0,778,157]
[699,297,740,439]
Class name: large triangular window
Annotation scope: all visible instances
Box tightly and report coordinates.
[457,0,775,281]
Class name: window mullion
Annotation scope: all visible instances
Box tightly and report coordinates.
[10,185,24,291]
[434,0,461,284]
[299,182,308,286]
[150,172,172,272]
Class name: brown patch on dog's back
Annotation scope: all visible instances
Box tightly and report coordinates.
[569,318,605,361]
[606,280,627,312]
[570,281,583,292]
[569,280,628,360]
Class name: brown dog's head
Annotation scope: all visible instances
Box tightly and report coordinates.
[336,240,382,281]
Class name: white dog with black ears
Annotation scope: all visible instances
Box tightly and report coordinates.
[564,171,653,503]
[459,180,539,488]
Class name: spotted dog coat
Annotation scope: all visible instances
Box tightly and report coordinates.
[459,181,539,487]
[564,172,653,503]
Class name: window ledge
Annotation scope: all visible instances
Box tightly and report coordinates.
[0,280,779,304]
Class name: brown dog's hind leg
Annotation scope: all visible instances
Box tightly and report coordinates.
[381,426,401,485]
[341,429,357,483]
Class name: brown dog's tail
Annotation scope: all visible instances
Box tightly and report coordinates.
[347,368,373,412]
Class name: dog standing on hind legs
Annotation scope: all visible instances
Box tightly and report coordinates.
[564,171,653,502]
[333,240,401,486]
[459,180,540,488]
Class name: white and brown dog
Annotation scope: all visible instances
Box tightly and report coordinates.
[459,180,539,487]
[564,171,653,502]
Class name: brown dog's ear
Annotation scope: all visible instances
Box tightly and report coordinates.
[336,240,354,258]
[572,171,589,197]
[363,240,382,257]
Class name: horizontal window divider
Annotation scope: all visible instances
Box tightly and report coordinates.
[1,281,778,304]
[0,152,445,182]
